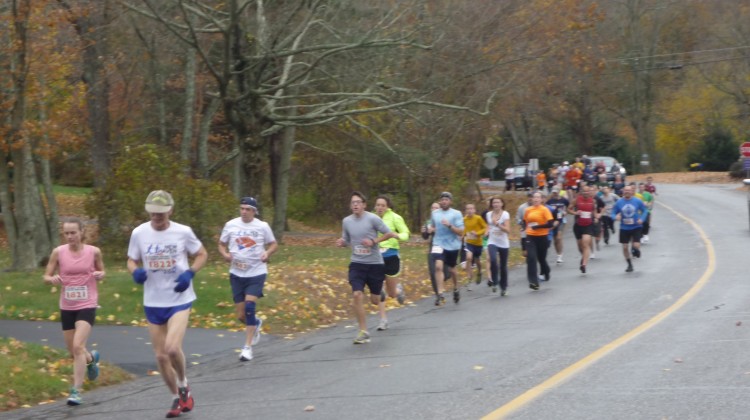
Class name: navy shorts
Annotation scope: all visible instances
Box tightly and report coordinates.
[230,273,266,303]
[464,243,483,258]
[348,262,385,295]
[144,302,193,325]
[61,308,97,331]
[383,255,401,277]
[619,227,642,244]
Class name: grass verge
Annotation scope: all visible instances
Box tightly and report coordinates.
[0,337,133,412]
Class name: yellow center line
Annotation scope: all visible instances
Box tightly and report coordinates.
[482,202,716,419]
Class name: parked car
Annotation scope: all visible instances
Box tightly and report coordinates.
[511,164,534,190]
[589,156,626,182]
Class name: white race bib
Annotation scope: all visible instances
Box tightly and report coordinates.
[528,222,538,227]
[232,259,250,271]
[353,245,371,256]
[64,285,88,301]
[580,211,592,219]
[145,254,175,270]
[431,245,444,254]
[623,217,634,225]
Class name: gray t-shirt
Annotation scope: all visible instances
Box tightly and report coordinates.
[341,211,392,264]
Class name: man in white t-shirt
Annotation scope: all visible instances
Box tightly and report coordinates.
[218,197,277,362]
[127,190,208,418]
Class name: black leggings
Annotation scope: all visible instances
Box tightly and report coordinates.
[524,235,550,285]
[488,245,509,290]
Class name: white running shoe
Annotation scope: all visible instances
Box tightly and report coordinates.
[556,255,563,264]
[642,235,649,243]
[252,318,263,345]
[239,346,253,362]
[377,318,388,331]
[590,253,596,259]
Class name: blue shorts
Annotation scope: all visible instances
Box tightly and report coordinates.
[144,302,193,325]
[230,273,266,303]
[464,243,483,258]
[348,262,385,295]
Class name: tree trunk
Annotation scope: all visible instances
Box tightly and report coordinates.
[270,125,295,241]
[198,98,221,178]
[181,49,196,165]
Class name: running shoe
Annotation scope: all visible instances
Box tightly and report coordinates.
[604,238,609,245]
[544,273,550,282]
[556,255,563,264]
[475,272,482,284]
[642,235,649,243]
[529,283,539,291]
[178,386,194,413]
[435,293,446,306]
[239,345,253,362]
[632,247,641,258]
[626,262,634,272]
[252,318,263,345]
[538,275,546,282]
[380,289,386,302]
[377,319,388,331]
[166,398,182,418]
[466,281,473,291]
[453,289,460,304]
[501,289,508,296]
[67,388,82,406]
[486,278,493,287]
[580,264,586,273]
[353,330,370,344]
[396,283,406,305]
[87,349,100,381]
[492,285,497,293]
[590,253,596,259]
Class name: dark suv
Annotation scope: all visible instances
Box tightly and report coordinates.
[511,165,533,190]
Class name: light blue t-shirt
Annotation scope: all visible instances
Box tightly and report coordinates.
[430,208,464,251]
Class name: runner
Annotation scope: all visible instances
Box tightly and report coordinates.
[485,197,511,295]
[422,202,450,295]
[504,165,515,192]
[545,186,570,264]
[523,191,555,290]
[564,164,582,201]
[535,170,547,191]
[612,174,626,196]
[611,185,649,272]
[515,192,534,259]
[598,185,619,245]
[569,185,603,273]
[127,190,208,418]
[43,218,105,406]
[463,203,487,291]
[428,192,465,305]
[218,197,278,362]
[336,192,397,343]
[637,182,654,243]
[373,195,410,331]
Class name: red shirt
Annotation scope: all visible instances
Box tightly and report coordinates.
[574,196,595,226]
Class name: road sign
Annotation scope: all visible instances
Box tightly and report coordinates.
[483,157,498,170]
[741,142,750,158]
[744,157,750,171]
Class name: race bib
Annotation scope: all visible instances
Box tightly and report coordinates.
[64,285,88,301]
[528,222,538,227]
[145,255,175,270]
[353,245,371,256]
[232,259,250,271]
[580,211,592,219]
[431,245,444,254]
[623,217,634,225]
[467,232,477,240]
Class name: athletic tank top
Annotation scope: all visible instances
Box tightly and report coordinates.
[57,245,98,310]
[575,196,594,227]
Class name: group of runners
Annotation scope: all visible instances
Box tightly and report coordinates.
[43,177,656,415]
[44,191,276,417]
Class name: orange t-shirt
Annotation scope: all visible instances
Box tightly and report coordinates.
[565,168,581,188]
[536,172,546,188]
[524,205,554,236]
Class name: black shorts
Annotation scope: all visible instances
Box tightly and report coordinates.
[348,262,385,295]
[573,223,595,239]
[432,249,460,268]
[619,227,642,244]
[61,308,97,331]
[383,255,401,277]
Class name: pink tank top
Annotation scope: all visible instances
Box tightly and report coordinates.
[57,244,98,310]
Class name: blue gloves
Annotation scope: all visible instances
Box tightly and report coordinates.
[174,270,194,293]
[132,268,148,284]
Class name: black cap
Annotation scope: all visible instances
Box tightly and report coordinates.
[240,197,259,214]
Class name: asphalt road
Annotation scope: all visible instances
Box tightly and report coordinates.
[4,183,750,420]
